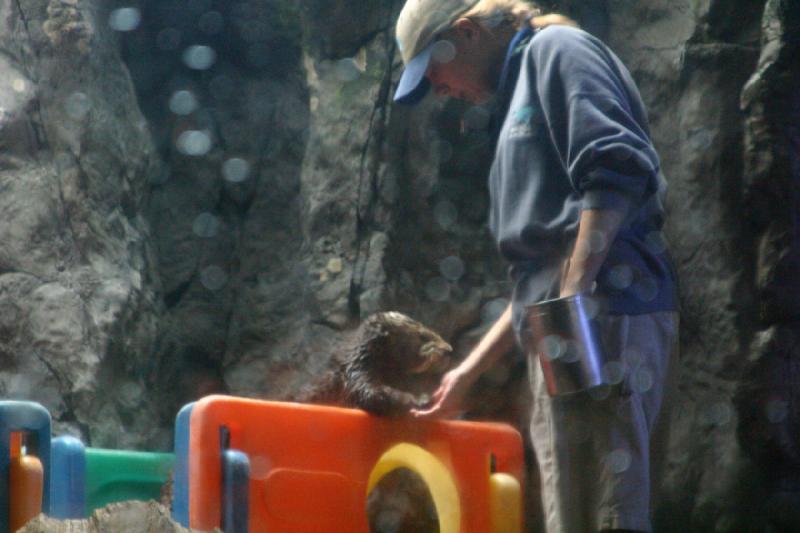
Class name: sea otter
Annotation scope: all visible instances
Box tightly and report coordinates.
[293,312,451,532]
[294,311,454,416]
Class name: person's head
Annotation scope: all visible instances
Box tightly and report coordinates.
[394,0,537,105]
[394,0,576,105]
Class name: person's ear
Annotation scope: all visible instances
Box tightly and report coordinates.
[452,17,478,41]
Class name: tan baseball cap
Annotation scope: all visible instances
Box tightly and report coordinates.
[394,0,480,104]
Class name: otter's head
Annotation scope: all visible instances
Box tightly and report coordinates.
[363,312,453,376]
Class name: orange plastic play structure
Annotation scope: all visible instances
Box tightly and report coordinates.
[10,454,43,532]
[185,395,525,532]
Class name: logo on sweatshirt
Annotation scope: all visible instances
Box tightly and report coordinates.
[507,105,540,139]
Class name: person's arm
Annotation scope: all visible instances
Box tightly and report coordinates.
[560,207,626,297]
[529,28,657,297]
[411,303,515,419]
[531,26,659,225]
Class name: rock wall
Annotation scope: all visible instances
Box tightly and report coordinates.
[0,0,163,448]
[1,0,798,530]
[20,501,218,532]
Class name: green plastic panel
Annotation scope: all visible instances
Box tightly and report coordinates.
[85,448,174,513]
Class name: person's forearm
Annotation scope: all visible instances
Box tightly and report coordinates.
[456,303,515,382]
[561,208,626,296]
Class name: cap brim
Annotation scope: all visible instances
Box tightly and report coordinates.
[394,43,433,105]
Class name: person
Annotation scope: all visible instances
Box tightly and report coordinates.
[394,1,680,532]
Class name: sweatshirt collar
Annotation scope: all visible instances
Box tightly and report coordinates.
[496,23,536,101]
[490,24,535,139]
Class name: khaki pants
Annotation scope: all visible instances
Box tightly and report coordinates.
[526,311,679,533]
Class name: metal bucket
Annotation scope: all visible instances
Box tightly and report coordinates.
[525,293,612,396]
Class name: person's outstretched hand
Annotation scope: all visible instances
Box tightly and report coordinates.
[411,367,474,419]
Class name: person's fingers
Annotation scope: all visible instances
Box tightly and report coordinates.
[429,385,445,403]
[412,396,462,419]
[412,370,466,419]
[410,406,438,418]
[411,398,446,418]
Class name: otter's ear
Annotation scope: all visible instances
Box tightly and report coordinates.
[374,315,394,335]
[361,316,390,344]
[375,322,391,340]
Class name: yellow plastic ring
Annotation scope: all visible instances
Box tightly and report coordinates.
[366,443,461,533]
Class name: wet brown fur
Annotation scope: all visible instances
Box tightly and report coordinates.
[292,313,452,532]
[294,312,453,416]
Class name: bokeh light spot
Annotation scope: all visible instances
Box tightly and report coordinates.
[608,264,633,290]
[606,449,632,474]
[183,45,217,70]
[65,92,91,120]
[108,7,141,32]
[192,212,220,238]
[688,128,714,152]
[628,349,645,367]
[481,298,508,324]
[539,335,564,361]
[630,367,653,393]
[439,256,465,281]
[634,277,659,302]
[588,230,607,254]
[177,130,212,156]
[334,58,362,82]
[222,158,250,183]
[582,295,601,319]
[431,40,456,64]
[433,201,457,230]
[602,360,625,385]
[12,78,27,93]
[703,402,732,427]
[561,340,581,363]
[168,90,198,115]
[200,265,228,291]
[644,231,667,254]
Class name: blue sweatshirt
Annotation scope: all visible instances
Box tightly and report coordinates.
[488,24,678,320]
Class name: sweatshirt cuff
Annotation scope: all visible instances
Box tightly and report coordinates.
[581,188,632,212]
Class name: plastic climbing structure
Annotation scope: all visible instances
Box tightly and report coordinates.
[2,395,526,533]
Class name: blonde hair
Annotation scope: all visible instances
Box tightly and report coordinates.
[460,0,578,31]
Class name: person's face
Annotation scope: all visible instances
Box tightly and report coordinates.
[425,19,496,104]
